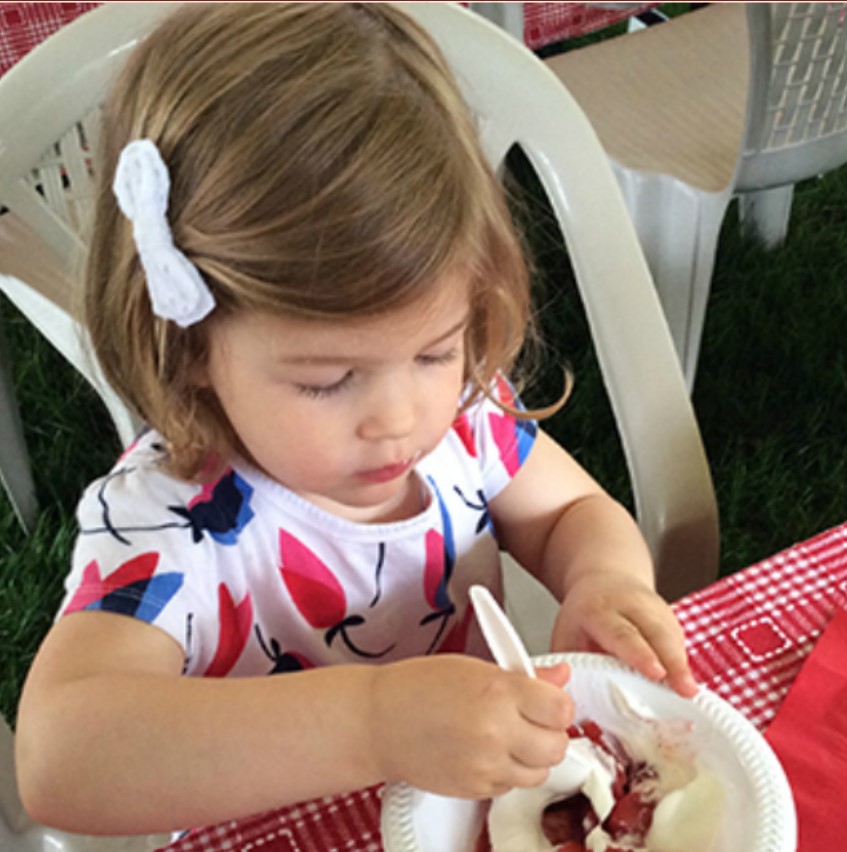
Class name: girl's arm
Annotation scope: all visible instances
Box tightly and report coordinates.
[16,610,572,835]
[490,429,697,697]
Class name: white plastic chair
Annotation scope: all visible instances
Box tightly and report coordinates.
[545,2,847,390]
[0,3,179,533]
[399,3,718,645]
[737,4,847,244]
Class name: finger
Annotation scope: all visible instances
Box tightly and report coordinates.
[535,661,571,688]
[583,612,669,682]
[658,649,699,697]
[498,763,551,793]
[476,754,558,799]
[665,666,700,698]
[626,611,700,698]
[550,618,583,651]
[647,639,699,697]
[508,725,570,771]
[518,679,574,730]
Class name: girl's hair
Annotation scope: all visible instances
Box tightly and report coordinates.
[86,2,553,480]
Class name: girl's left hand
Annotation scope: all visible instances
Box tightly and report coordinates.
[550,572,699,698]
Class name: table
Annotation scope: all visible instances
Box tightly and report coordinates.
[0,2,659,79]
[158,521,847,852]
[0,2,99,77]
[523,3,659,49]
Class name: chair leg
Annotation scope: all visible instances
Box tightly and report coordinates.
[627,8,669,31]
[738,185,794,248]
[611,166,734,391]
[468,2,524,41]
[0,313,37,533]
[0,715,29,835]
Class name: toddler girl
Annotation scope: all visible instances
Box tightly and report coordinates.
[16,2,696,837]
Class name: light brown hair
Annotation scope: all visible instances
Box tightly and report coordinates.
[86,2,554,480]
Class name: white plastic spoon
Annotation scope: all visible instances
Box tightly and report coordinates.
[469,585,536,678]
[468,584,598,774]
[469,585,620,852]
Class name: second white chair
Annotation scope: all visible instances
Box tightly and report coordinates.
[546,2,847,390]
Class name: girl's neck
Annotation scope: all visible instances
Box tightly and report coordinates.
[303,471,429,525]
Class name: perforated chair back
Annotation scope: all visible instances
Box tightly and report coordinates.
[740,3,847,190]
[0,4,180,264]
[735,3,847,243]
[0,3,177,531]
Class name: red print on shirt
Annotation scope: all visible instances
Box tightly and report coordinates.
[62,552,183,624]
[278,530,393,658]
[452,413,477,458]
[279,529,347,628]
[203,583,253,677]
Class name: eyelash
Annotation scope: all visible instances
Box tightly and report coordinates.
[296,371,354,400]
[295,348,460,400]
[416,348,460,367]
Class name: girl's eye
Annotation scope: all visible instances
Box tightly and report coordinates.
[417,347,460,367]
[295,371,354,399]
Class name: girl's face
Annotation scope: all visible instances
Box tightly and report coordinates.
[202,269,472,523]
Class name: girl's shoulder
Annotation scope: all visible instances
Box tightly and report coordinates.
[63,431,261,662]
[74,430,256,548]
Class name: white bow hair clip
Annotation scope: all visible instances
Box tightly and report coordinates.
[112,138,215,328]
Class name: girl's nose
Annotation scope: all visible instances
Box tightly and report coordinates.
[357,376,417,442]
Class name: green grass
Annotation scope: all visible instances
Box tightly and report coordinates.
[3,158,847,729]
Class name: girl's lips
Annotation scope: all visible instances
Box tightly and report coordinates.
[357,458,415,484]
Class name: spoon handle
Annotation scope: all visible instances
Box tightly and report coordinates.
[469,585,536,679]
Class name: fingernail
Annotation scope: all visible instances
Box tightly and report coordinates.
[648,660,667,680]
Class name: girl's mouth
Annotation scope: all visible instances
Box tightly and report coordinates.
[357,457,416,484]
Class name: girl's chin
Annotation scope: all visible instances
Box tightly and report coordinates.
[307,476,423,524]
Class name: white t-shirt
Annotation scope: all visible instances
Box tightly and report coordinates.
[58,380,537,677]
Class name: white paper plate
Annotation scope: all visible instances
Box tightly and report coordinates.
[381,652,796,852]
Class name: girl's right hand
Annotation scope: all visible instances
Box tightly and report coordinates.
[368,655,573,799]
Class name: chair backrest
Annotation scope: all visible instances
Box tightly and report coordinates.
[0,3,178,273]
[738,2,847,191]
[402,3,718,599]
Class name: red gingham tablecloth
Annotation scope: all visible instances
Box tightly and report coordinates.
[674,522,847,732]
[160,522,847,852]
[0,2,99,77]
[523,3,659,50]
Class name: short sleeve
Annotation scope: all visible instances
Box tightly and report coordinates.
[57,436,255,667]
[454,374,538,501]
